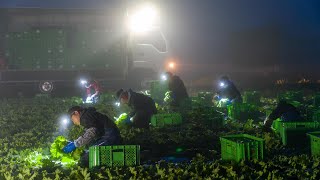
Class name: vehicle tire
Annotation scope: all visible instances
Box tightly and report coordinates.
[39,81,54,93]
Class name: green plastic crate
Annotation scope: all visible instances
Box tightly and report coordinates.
[279,121,320,146]
[151,113,182,127]
[271,118,282,133]
[220,134,264,162]
[227,103,261,121]
[89,145,140,169]
[307,132,320,156]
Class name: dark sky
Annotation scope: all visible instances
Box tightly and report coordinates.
[1,0,320,67]
[160,0,320,66]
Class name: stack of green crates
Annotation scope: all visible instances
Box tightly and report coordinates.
[271,118,282,133]
[89,145,140,169]
[220,134,264,162]
[243,91,261,105]
[307,132,320,156]
[279,121,320,146]
[151,113,182,127]
[227,103,261,121]
[150,80,168,104]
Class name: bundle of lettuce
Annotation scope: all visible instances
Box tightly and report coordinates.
[115,113,128,125]
[164,91,173,104]
[50,136,84,167]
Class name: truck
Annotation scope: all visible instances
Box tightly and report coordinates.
[0,1,169,95]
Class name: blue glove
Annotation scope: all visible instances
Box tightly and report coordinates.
[63,142,76,153]
[124,116,132,124]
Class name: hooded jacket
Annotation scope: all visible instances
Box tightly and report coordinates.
[74,107,118,147]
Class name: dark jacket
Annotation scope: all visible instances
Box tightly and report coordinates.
[128,89,157,128]
[217,80,242,102]
[75,107,119,147]
[168,75,189,105]
[269,101,302,121]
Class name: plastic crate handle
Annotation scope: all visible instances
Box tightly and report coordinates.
[112,149,125,153]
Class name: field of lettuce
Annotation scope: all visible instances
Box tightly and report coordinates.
[0,91,320,180]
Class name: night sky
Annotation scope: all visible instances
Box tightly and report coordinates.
[1,0,320,75]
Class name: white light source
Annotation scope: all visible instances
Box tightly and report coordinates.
[62,118,68,125]
[220,98,229,103]
[161,74,167,81]
[115,102,121,107]
[80,79,87,85]
[168,62,175,69]
[220,82,225,87]
[128,5,157,33]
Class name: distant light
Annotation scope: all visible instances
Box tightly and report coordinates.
[168,62,175,69]
[220,82,225,87]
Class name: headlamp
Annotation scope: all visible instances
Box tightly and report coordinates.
[219,82,226,88]
[161,74,167,81]
[115,102,121,107]
[80,79,87,85]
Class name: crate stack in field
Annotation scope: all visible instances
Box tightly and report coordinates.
[151,113,182,127]
[89,145,140,168]
[307,132,320,156]
[220,134,264,162]
[278,121,319,146]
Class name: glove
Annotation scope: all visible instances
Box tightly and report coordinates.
[124,116,133,124]
[62,142,76,153]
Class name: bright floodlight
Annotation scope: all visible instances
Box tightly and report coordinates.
[168,62,175,69]
[128,5,157,33]
[220,82,225,87]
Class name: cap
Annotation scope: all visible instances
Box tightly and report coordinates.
[68,106,83,117]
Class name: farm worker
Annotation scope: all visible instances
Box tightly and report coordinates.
[264,100,303,129]
[115,88,157,128]
[163,71,189,107]
[63,106,121,166]
[215,76,242,103]
[83,79,101,103]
